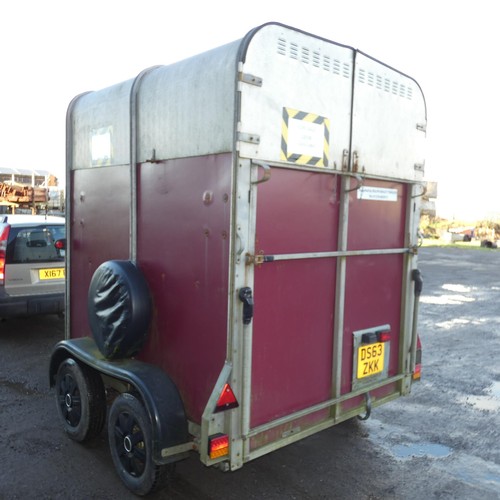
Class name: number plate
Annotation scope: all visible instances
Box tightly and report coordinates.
[357,342,385,379]
[39,268,65,280]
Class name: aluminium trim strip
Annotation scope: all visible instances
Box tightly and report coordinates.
[245,390,402,463]
[244,373,405,439]
[258,247,411,262]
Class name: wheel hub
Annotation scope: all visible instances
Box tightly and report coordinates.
[124,435,133,453]
[65,393,72,408]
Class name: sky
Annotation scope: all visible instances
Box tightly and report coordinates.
[1,0,498,220]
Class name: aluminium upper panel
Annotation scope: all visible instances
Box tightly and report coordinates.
[70,80,133,169]
[351,52,427,181]
[239,24,354,171]
[69,42,241,170]
[68,23,426,182]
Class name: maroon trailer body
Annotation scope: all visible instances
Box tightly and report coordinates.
[50,22,425,495]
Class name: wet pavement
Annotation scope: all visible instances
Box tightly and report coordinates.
[0,246,499,499]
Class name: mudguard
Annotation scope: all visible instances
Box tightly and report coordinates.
[49,337,190,464]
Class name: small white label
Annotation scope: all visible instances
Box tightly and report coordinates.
[357,186,398,202]
[91,127,112,166]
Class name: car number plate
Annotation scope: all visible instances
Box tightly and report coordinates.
[357,342,385,379]
[39,268,65,280]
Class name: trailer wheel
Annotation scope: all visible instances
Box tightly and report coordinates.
[108,393,173,496]
[55,358,106,442]
[88,260,152,359]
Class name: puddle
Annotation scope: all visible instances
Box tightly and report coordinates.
[457,468,500,486]
[392,442,452,459]
[365,419,453,461]
[435,318,470,329]
[459,382,500,411]
[420,294,475,305]
[489,381,500,398]
[442,284,471,293]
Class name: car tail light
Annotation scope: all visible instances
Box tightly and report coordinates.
[208,433,229,460]
[214,383,239,413]
[0,225,10,285]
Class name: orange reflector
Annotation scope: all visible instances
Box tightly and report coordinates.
[214,383,239,413]
[413,363,422,381]
[209,433,229,459]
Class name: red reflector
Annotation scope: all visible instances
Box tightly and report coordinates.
[214,383,239,413]
[209,433,229,459]
[378,331,391,342]
[55,240,64,250]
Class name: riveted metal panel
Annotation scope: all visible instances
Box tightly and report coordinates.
[69,41,241,171]
[351,52,427,180]
[239,25,354,170]
[71,81,133,169]
[136,42,240,163]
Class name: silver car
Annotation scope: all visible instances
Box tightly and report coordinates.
[0,214,65,318]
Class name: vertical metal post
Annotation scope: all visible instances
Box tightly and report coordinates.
[65,91,91,340]
[129,66,161,262]
[331,174,351,417]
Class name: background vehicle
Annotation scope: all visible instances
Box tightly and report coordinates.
[49,22,425,496]
[0,214,65,318]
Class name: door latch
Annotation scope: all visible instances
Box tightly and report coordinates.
[238,287,254,325]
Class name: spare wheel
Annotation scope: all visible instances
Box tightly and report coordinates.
[88,260,152,359]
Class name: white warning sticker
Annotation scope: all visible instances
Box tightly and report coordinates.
[357,186,398,202]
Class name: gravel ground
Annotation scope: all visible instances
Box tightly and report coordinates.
[0,246,499,499]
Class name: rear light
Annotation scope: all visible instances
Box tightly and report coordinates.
[413,336,422,381]
[361,329,391,344]
[214,383,239,413]
[0,225,10,285]
[377,330,391,343]
[208,433,229,460]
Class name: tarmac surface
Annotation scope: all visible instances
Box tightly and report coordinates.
[0,246,499,499]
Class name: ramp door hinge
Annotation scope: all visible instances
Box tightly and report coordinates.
[239,72,263,87]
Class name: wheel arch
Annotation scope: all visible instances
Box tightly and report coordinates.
[49,337,190,464]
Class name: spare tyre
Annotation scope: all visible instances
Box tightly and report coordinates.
[88,260,152,359]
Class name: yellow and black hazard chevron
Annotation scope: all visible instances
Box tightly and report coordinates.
[280,108,330,167]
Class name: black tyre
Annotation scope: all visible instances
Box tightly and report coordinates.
[88,260,152,360]
[55,358,106,442]
[108,393,173,496]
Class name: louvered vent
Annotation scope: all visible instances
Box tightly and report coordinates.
[276,36,413,100]
[277,36,352,79]
[358,68,413,100]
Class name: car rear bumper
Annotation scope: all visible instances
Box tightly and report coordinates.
[0,291,65,318]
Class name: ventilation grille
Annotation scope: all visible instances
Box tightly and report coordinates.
[276,36,413,100]
[358,67,413,100]
[277,37,352,79]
